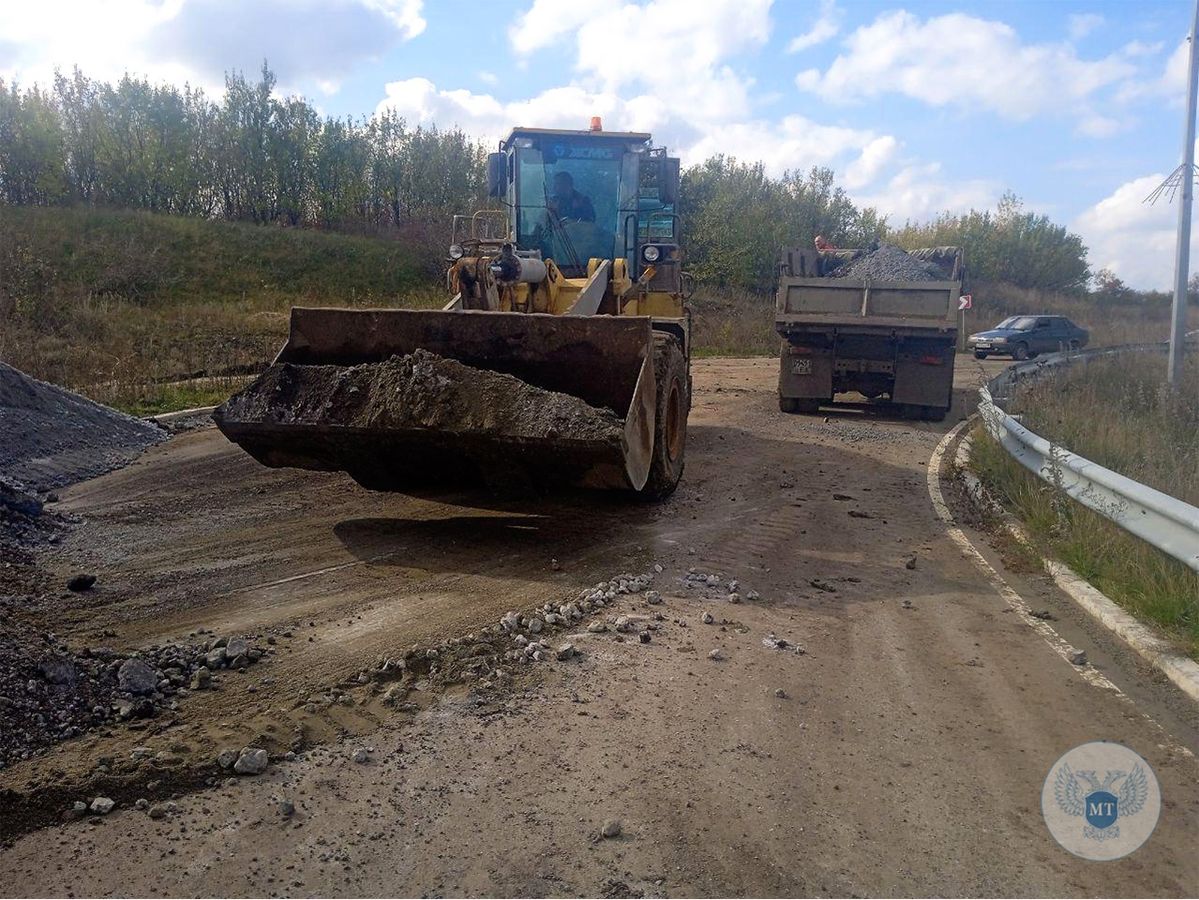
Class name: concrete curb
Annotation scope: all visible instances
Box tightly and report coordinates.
[150,405,217,425]
[954,422,1199,706]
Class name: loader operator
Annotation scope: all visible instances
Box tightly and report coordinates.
[547,171,595,223]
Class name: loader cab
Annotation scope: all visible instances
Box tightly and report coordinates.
[488,126,680,284]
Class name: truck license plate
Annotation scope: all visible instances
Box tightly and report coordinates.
[791,359,813,375]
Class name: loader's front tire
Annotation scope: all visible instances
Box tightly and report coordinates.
[642,334,688,500]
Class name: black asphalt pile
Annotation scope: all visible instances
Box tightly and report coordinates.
[0,362,167,492]
[0,620,270,768]
[219,348,624,443]
[829,243,943,281]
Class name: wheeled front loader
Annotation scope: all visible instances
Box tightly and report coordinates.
[215,122,692,498]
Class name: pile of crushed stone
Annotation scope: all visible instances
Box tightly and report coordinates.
[829,243,943,281]
[0,603,271,769]
[0,362,167,493]
[219,349,624,443]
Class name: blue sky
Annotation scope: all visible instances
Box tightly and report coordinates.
[2,0,1196,288]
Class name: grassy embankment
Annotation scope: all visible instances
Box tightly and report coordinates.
[970,352,1199,658]
[0,206,442,413]
[3,206,1195,412]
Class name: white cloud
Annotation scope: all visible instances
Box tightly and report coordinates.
[508,0,610,56]
[796,10,1135,122]
[376,78,651,149]
[0,0,425,96]
[842,135,898,190]
[1067,13,1104,41]
[1073,172,1198,290]
[855,162,999,222]
[683,116,880,172]
[786,0,839,53]
[1116,37,1189,104]
[505,0,772,124]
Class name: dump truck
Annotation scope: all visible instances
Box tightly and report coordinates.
[214,121,691,498]
[774,245,964,421]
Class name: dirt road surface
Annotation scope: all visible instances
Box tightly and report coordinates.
[1,356,1196,897]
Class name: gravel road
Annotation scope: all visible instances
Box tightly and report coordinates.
[0,355,1195,897]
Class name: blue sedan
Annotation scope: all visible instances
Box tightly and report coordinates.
[967,315,1090,360]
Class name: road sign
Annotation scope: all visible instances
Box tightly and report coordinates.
[958,294,973,310]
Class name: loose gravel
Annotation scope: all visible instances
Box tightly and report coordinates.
[828,243,943,281]
[0,362,166,493]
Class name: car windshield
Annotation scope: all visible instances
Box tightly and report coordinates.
[994,317,1019,329]
[514,137,639,276]
[1009,316,1038,330]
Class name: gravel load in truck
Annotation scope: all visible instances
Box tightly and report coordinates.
[828,243,944,281]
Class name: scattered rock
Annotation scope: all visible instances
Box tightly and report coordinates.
[90,797,115,815]
[67,574,97,592]
[727,592,742,604]
[233,747,268,775]
[37,655,77,685]
[587,622,607,634]
[216,748,238,769]
[556,643,576,661]
[1031,609,1057,620]
[1068,649,1088,666]
[147,803,168,820]
[351,747,370,764]
[279,799,295,817]
[224,637,249,659]
[901,599,914,610]
[774,688,787,699]
[645,590,662,605]
[905,555,918,570]
[638,632,651,644]
[117,658,158,695]
[527,618,544,634]
[601,819,622,839]
[810,579,837,593]
[701,612,714,625]
[848,510,874,519]
[833,493,853,501]
[708,649,724,661]
[746,590,761,602]
[190,666,212,690]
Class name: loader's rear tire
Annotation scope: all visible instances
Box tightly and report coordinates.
[642,334,688,500]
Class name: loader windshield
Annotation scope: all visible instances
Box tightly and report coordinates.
[514,137,639,276]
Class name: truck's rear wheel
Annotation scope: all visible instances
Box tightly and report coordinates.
[642,334,688,499]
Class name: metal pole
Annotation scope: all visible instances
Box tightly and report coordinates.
[1168,0,1199,386]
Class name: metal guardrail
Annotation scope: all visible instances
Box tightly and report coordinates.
[976,337,1199,573]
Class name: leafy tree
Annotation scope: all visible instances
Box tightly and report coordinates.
[889,192,1090,291]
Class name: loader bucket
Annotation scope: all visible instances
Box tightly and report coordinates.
[213,308,657,493]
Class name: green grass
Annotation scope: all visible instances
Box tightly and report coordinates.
[690,286,777,357]
[0,206,442,411]
[969,352,1199,658]
[110,379,253,417]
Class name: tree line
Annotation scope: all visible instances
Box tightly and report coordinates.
[0,64,488,232]
[0,64,1093,292]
